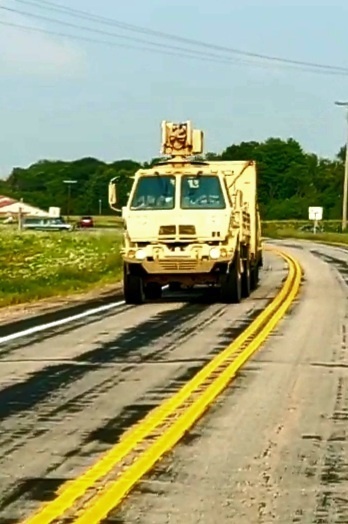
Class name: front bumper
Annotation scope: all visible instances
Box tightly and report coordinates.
[122,244,233,274]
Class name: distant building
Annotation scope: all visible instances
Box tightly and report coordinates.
[0,196,16,208]
[0,195,49,217]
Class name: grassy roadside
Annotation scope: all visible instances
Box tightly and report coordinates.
[1,216,346,312]
[262,221,348,246]
[0,229,124,308]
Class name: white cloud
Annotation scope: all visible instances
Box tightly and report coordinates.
[0,4,86,77]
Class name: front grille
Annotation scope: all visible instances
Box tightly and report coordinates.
[178,225,196,235]
[159,259,198,271]
[159,225,176,235]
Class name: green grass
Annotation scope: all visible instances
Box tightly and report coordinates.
[262,221,348,246]
[262,219,343,232]
[2,216,346,310]
[0,229,124,308]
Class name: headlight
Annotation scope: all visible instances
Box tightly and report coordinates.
[209,247,220,259]
[135,249,146,260]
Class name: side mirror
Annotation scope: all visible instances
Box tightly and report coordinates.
[108,179,117,205]
[108,177,122,213]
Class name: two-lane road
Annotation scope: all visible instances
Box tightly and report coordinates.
[0,248,285,523]
[0,240,347,523]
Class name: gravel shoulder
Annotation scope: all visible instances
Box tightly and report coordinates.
[114,240,348,524]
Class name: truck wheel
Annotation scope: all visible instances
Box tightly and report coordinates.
[241,258,251,298]
[144,282,162,300]
[123,266,145,304]
[220,262,242,304]
[169,282,181,292]
[250,264,259,291]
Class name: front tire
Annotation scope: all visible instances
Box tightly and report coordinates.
[123,264,145,304]
[220,255,242,304]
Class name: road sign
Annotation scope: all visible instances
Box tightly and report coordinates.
[49,206,60,217]
[308,206,323,221]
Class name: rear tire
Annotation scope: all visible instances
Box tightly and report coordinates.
[144,282,162,300]
[250,263,260,291]
[241,257,251,298]
[169,282,181,292]
[220,256,242,304]
[123,264,145,304]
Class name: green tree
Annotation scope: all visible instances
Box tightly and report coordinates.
[1,138,346,220]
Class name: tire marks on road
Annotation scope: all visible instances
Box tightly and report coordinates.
[0,252,286,523]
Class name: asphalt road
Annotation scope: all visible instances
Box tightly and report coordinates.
[0,240,346,523]
[115,239,348,524]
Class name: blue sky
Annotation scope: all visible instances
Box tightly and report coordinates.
[1,0,348,178]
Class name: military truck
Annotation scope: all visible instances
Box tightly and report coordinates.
[108,121,263,304]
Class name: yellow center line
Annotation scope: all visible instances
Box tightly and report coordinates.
[72,248,302,523]
[21,246,302,524]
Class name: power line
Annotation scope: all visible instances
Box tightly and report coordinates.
[1,4,253,63]
[0,19,282,69]
[0,12,347,76]
[2,18,347,77]
[0,19,246,66]
[1,4,307,72]
[10,0,348,74]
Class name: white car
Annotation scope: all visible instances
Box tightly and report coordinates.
[22,216,74,231]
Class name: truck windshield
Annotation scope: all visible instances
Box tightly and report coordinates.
[130,175,175,210]
[181,175,226,209]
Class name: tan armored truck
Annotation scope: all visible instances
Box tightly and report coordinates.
[108,121,263,304]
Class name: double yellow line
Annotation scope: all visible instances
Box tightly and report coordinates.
[22,246,302,524]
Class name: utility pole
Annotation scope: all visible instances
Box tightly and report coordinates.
[335,101,348,231]
[18,197,23,232]
[63,179,77,222]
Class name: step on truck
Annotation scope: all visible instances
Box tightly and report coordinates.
[108,120,263,304]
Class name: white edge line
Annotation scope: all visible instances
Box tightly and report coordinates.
[0,300,126,345]
[0,285,169,345]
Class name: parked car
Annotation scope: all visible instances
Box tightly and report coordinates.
[78,216,94,228]
[22,216,73,231]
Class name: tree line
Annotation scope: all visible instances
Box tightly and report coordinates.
[0,137,344,220]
